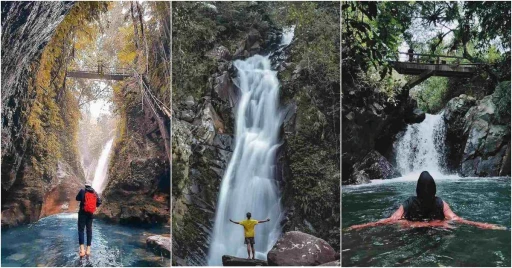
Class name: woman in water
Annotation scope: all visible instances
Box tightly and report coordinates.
[348,171,506,230]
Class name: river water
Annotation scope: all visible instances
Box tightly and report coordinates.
[342,113,511,266]
[1,213,169,267]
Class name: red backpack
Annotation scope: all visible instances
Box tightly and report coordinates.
[84,191,97,214]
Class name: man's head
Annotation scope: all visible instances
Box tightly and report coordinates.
[85,181,92,188]
[246,212,251,219]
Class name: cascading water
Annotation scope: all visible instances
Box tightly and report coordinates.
[344,113,510,267]
[394,113,447,179]
[280,26,295,46]
[92,138,114,193]
[207,55,285,265]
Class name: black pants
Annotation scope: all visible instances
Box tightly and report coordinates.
[78,211,93,246]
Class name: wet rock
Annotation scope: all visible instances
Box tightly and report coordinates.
[206,45,231,61]
[405,108,426,124]
[348,170,371,185]
[443,94,477,171]
[460,95,510,176]
[1,1,76,229]
[246,28,262,50]
[39,161,82,218]
[97,81,170,225]
[222,255,267,266]
[184,95,195,108]
[146,235,171,258]
[348,150,399,184]
[267,231,337,266]
[195,102,224,144]
[282,102,297,133]
[180,110,194,122]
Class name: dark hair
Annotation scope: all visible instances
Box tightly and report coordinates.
[246,212,251,219]
[416,171,436,200]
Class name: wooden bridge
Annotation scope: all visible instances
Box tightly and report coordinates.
[390,52,483,89]
[66,64,132,81]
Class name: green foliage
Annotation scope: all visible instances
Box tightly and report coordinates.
[275,2,340,249]
[342,1,414,78]
[344,1,510,110]
[412,77,449,113]
[465,1,511,52]
[26,2,108,176]
[286,2,339,84]
[492,81,511,120]
[172,2,275,101]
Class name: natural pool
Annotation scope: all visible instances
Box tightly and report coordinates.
[342,176,511,267]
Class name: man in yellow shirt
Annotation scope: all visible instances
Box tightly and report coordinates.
[230,212,270,259]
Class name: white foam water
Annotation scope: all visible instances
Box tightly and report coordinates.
[92,138,114,193]
[394,113,447,177]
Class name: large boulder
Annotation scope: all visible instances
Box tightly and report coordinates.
[443,94,477,171]
[206,45,231,61]
[461,95,510,176]
[146,235,171,258]
[267,231,337,266]
[347,150,400,185]
[405,108,426,124]
[222,255,267,266]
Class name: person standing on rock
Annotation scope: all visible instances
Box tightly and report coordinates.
[230,212,270,260]
[76,182,102,257]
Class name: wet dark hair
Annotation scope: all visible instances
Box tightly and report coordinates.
[246,212,251,219]
[416,171,436,201]
[402,171,444,221]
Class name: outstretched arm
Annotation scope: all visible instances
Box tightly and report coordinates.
[229,219,240,224]
[443,201,506,230]
[347,206,404,230]
[258,218,270,223]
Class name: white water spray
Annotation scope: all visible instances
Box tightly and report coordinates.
[280,25,295,46]
[92,138,114,193]
[207,55,284,265]
[394,113,447,179]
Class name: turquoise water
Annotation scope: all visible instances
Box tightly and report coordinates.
[1,213,169,267]
[342,176,511,266]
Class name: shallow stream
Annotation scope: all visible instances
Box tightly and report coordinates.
[1,213,169,267]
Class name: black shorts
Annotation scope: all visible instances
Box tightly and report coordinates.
[244,237,255,245]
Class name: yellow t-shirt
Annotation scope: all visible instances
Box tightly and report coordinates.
[239,219,259,237]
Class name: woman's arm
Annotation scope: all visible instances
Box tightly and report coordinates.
[347,205,404,230]
[443,201,506,230]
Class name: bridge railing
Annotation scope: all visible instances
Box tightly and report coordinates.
[397,52,483,66]
[67,65,133,76]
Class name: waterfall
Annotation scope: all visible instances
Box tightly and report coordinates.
[394,113,447,178]
[280,25,295,46]
[92,138,114,193]
[207,55,284,265]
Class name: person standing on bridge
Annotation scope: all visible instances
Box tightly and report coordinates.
[75,182,102,257]
[230,212,270,260]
